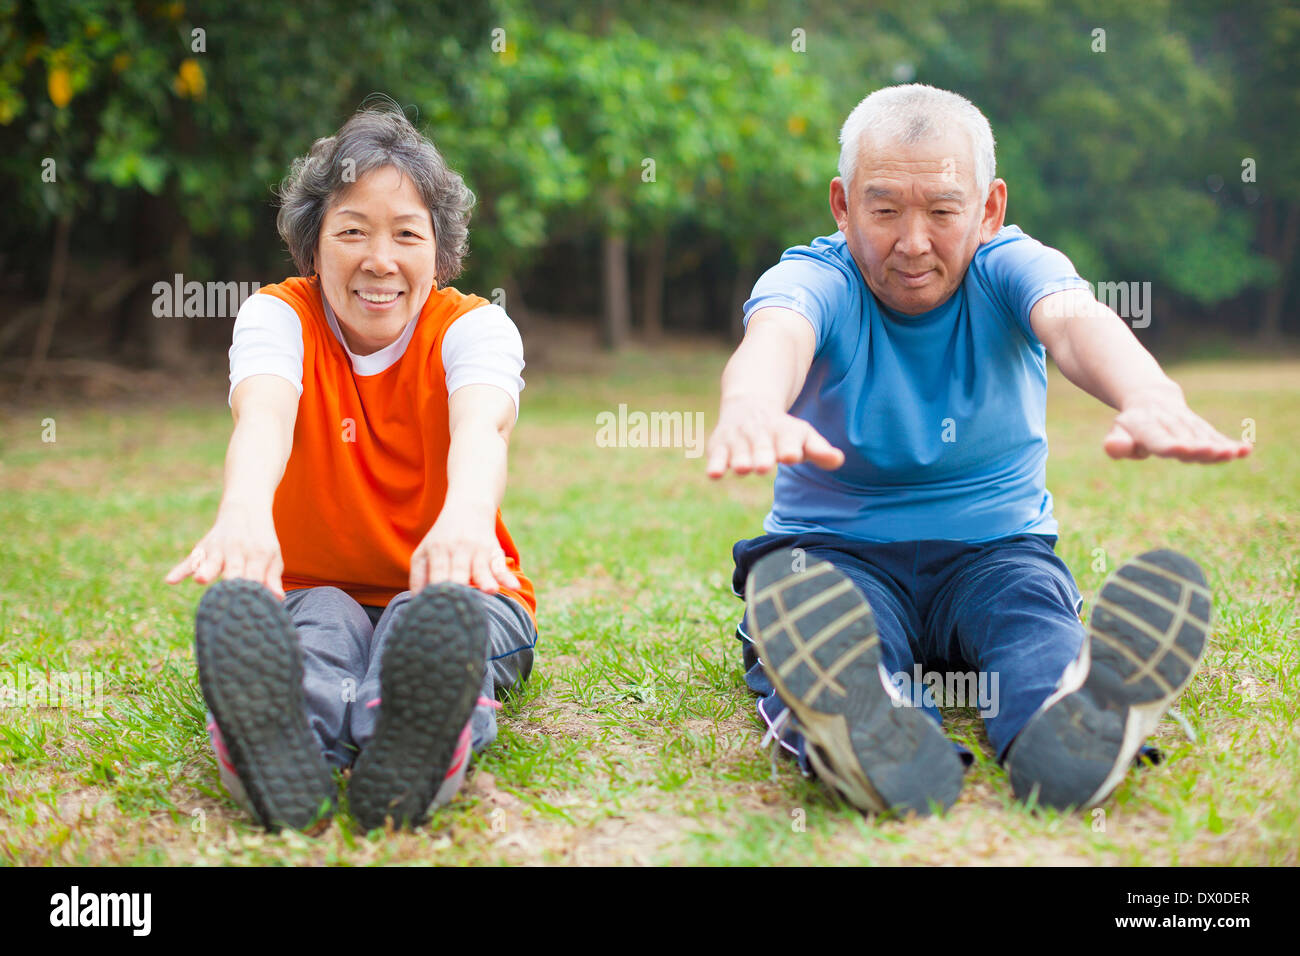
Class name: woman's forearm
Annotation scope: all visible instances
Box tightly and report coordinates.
[218,413,293,516]
[442,425,508,520]
[220,377,299,516]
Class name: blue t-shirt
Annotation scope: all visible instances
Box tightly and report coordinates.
[744,225,1089,543]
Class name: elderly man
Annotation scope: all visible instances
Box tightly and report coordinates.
[706,84,1250,815]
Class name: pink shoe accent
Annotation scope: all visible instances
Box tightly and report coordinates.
[429,722,473,809]
[207,719,254,814]
[365,697,381,709]
[207,720,239,775]
[444,722,472,780]
[477,696,502,710]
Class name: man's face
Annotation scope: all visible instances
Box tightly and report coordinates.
[830,128,1005,315]
[316,165,437,355]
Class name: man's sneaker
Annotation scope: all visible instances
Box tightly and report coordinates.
[745,550,965,816]
[348,583,487,831]
[195,579,337,830]
[1007,549,1212,811]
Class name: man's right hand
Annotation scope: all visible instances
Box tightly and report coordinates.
[706,398,845,478]
[706,306,842,479]
[165,504,286,600]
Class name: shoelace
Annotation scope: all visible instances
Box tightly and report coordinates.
[1165,706,1198,744]
[759,708,794,781]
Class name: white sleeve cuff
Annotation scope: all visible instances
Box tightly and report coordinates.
[228,293,305,407]
[442,304,525,420]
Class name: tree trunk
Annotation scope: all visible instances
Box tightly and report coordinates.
[1260,199,1299,344]
[601,232,631,350]
[150,108,197,370]
[21,214,73,397]
[149,222,191,370]
[499,276,531,333]
[730,252,756,343]
[640,231,667,343]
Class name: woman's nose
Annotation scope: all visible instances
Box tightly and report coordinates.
[362,236,400,274]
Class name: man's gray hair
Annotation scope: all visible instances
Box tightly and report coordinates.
[275,99,474,283]
[837,83,996,196]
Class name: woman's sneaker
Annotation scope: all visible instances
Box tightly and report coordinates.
[195,579,337,830]
[348,583,487,831]
[745,549,965,816]
[1007,549,1212,810]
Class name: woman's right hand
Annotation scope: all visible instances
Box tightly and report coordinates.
[165,504,286,600]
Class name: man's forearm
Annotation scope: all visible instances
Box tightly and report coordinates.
[719,310,813,412]
[1054,300,1182,411]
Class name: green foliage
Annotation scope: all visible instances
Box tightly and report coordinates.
[0,0,1292,318]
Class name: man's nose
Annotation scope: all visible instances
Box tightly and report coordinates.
[895,213,931,259]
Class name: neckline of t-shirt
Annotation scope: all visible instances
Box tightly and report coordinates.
[875,282,966,325]
[320,290,418,376]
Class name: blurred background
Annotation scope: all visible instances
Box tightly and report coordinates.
[1,0,1296,397]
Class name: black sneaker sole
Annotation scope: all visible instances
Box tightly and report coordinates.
[745,550,964,816]
[195,579,337,830]
[348,584,487,831]
[1008,549,1212,810]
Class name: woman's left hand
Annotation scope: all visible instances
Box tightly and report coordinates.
[410,507,520,595]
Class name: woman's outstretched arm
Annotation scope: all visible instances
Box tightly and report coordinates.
[165,374,299,598]
[410,383,521,595]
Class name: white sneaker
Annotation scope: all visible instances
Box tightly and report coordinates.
[1006,549,1212,810]
[745,549,964,816]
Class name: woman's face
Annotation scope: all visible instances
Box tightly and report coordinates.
[316,165,437,355]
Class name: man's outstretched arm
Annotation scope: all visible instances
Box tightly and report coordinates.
[1029,289,1252,462]
[706,306,845,478]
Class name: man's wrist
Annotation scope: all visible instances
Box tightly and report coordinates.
[1119,380,1184,412]
[719,389,785,414]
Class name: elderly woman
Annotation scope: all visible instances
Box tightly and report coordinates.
[165,103,537,831]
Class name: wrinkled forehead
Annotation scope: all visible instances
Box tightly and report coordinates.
[326,164,432,220]
[854,127,979,198]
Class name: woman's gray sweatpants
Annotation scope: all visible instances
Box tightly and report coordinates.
[280,585,536,769]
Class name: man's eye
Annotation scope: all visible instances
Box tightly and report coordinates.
[873,208,896,215]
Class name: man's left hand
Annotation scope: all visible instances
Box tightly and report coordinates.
[1104,386,1252,462]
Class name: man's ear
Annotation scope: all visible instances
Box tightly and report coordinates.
[980,178,1008,243]
[829,177,850,233]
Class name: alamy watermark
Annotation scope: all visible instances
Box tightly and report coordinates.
[49,886,150,935]
[595,403,705,459]
[0,665,105,718]
[1043,281,1152,329]
[888,664,1000,718]
[152,274,261,318]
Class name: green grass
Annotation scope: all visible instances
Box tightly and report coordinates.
[1,346,1296,865]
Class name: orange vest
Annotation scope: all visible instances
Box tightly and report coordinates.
[258,276,536,624]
